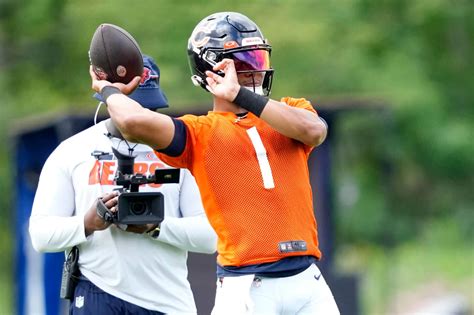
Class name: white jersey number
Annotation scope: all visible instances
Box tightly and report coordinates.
[246,127,275,189]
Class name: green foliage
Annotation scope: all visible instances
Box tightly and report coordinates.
[328,0,473,247]
[0,224,13,314]
[336,217,474,313]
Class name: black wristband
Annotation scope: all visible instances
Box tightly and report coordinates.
[100,86,122,104]
[232,87,269,117]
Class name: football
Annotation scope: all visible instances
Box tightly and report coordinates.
[89,23,143,84]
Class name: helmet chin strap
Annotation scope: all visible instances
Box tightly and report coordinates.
[243,85,264,95]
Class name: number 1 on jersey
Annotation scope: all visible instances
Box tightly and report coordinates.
[246,127,275,189]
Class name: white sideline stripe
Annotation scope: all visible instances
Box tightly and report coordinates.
[246,127,275,189]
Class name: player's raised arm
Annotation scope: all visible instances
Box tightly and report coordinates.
[259,99,327,147]
[89,67,175,150]
[206,59,327,147]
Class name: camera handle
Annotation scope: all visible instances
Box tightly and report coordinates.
[96,197,115,223]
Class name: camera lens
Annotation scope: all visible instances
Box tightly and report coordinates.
[130,201,147,215]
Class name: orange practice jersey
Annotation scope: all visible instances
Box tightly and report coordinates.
[156,97,322,267]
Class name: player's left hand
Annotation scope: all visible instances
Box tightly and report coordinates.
[205,59,240,102]
[89,65,141,95]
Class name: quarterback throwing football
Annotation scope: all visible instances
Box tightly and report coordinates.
[91,12,339,315]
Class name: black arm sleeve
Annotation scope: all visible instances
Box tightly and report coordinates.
[156,118,187,157]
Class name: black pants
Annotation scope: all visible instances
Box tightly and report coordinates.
[69,278,164,315]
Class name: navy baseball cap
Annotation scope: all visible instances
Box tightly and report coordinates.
[94,54,168,110]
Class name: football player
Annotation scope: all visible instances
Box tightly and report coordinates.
[90,12,339,314]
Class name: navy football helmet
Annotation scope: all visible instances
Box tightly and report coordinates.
[187,12,274,96]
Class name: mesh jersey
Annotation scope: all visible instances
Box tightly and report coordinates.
[156,97,321,267]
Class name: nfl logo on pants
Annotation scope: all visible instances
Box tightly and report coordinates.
[75,296,84,309]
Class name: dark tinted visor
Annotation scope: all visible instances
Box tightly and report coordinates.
[231,49,271,72]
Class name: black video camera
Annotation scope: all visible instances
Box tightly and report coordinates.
[96,147,179,225]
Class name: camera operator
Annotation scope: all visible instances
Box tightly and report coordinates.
[29,55,217,315]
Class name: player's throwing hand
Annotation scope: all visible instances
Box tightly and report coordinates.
[89,65,141,95]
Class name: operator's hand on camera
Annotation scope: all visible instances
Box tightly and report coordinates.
[124,223,158,235]
[89,65,141,95]
[84,191,118,236]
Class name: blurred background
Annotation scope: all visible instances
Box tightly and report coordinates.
[0,0,472,314]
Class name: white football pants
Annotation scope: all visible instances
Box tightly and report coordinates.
[211,263,340,315]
